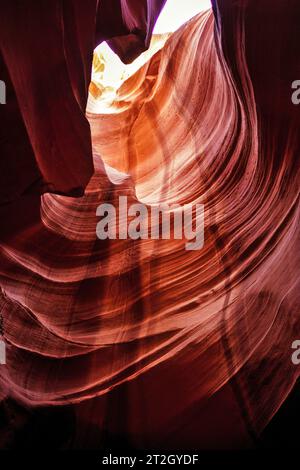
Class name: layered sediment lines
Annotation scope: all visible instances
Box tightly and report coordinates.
[0,2,299,448]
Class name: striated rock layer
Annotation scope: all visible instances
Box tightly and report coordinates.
[0,1,300,449]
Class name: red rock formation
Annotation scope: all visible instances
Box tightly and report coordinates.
[0,0,299,450]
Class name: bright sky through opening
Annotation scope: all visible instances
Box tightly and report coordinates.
[89,1,212,112]
[154,0,211,34]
